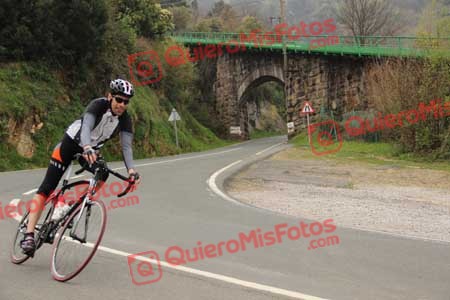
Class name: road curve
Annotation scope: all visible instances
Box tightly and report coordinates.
[0,136,449,300]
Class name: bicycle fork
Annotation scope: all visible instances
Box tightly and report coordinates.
[69,178,96,244]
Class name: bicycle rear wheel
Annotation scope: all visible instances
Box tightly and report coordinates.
[10,198,54,264]
[50,199,107,282]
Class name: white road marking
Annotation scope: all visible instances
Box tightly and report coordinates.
[10,199,23,221]
[345,225,450,244]
[9,140,325,300]
[23,189,38,195]
[10,198,21,206]
[8,197,328,300]
[111,148,242,171]
[92,243,329,300]
[15,147,243,192]
[7,138,446,299]
[207,160,245,206]
[255,142,285,156]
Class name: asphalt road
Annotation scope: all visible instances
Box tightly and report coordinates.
[0,136,449,300]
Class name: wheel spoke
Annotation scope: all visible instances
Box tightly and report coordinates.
[51,200,106,281]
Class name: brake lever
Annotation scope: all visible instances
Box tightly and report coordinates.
[118,180,135,198]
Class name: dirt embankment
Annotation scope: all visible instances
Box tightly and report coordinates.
[226,148,450,242]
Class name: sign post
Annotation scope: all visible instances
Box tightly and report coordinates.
[168,108,181,148]
[300,101,315,143]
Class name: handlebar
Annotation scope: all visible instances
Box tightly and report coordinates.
[73,153,136,198]
[109,169,135,197]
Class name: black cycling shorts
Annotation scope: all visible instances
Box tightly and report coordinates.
[36,134,108,197]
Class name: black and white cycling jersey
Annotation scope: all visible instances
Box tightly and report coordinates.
[66,97,135,169]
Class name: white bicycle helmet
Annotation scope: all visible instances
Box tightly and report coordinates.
[110,79,134,97]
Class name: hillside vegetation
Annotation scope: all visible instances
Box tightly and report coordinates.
[0,61,229,171]
[0,0,244,172]
[0,0,295,172]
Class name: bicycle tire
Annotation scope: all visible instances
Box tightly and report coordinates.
[10,196,55,264]
[50,199,107,282]
[10,211,33,264]
[10,180,90,264]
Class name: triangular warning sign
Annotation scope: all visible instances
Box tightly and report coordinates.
[301,101,315,114]
[168,108,181,122]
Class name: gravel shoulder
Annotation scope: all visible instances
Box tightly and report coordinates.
[226,147,450,242]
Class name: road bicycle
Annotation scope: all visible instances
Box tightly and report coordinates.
[10,153,135,282]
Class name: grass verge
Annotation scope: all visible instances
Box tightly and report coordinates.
[289,133,450,172]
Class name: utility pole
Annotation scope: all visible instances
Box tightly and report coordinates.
[280,0,289,137]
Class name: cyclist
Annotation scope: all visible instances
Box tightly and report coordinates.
[20,79,141,257]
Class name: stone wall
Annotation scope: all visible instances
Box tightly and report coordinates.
[212,48,374,139]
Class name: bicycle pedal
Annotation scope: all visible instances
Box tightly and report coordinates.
[44,235,55,244]
[22,248,35,258]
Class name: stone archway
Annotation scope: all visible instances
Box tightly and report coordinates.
[212,50,369,139]
[238,75,285,139]
[237,67,285,102]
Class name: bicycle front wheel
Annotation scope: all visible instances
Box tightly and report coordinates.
[50,199,107,282]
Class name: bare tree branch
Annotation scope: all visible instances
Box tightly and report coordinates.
[335,0,402,39]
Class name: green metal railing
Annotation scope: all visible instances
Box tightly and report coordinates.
[170,32,450,57]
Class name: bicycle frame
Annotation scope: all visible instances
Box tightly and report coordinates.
[63,159,108,244]
[39,160,97,245]
[36,154,132,245]
[69,177,98,243]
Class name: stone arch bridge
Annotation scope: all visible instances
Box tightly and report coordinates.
[213,50,368,139]
[173,33,448,139]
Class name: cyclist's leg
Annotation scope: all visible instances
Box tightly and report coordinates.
[26,135,82,234]
[22,151,64,255]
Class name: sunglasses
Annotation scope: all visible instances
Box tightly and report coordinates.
[113,96,130,105]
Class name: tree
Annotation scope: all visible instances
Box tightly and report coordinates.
[205,0,238,31]
[192,0,199,19]
[0,0,109,68]
[335,0,402,37]
[115,0,174,38]
[170,6,193,32]
[238,16,265,32]
[417,0,450,37]
[208,0,227,17]
[195,17,224,32]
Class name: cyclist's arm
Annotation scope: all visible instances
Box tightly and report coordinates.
[120,131,135,171]
[119,112,135,172]
[80,113,95,148]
